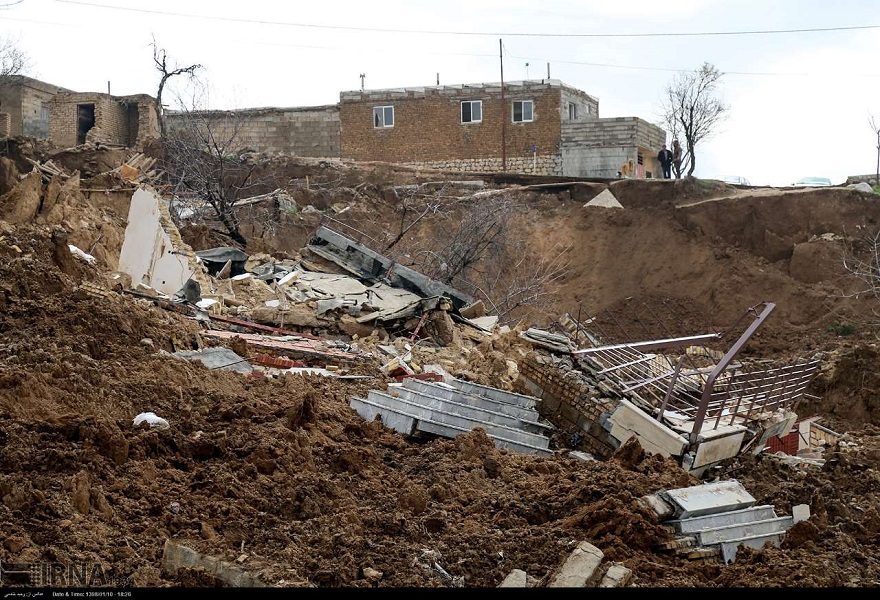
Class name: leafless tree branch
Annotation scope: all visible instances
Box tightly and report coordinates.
[660,62,728,177]
[151,35,202,137]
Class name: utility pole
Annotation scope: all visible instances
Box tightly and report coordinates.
[500,38,506,171]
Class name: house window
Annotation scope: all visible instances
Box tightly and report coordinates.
[40,105,50,122]
[568,102,577,120]
[461,100,482,124]
[373,106,394,128]
[513,100,534,123]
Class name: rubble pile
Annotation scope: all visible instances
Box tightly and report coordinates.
[0,139,879,587]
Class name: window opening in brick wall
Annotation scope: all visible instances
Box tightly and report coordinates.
[76,104,95,145]
[461,100,482,124]
[373,105,394,128]
[513,100,534,123]
[568,102,577,120]
[637,153,644,165]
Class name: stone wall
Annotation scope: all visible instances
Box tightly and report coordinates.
[559,117,667,178]
[515,352,620,459]
[340,81,564,165]
[398,153,559,176]
[166,106,340,158]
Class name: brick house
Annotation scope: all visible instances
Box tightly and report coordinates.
[339,79,667,178]
[0,75,72,139]
[48,92,160,149]
[0,75,159,149]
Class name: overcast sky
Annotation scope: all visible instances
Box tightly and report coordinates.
[3,0,880,186]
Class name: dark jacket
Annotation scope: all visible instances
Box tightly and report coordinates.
[658,148,672,165]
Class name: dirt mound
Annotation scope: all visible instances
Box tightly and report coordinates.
[2,144,880,588]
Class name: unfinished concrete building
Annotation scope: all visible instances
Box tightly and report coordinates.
[0,75,72,139]
[48,92,160,149]
[339,79,667,178]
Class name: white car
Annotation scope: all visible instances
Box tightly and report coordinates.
[792,177,833,187]
[720,175,751,186]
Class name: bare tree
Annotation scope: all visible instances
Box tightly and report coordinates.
[162,84,273,247]
[468,239,571,326]
[842,228,880,299]
[382,183,447,252]
[409,196,511,285]
[0,35,29,84]
[870,114,880,188]
[151,36,202,137]
[660,62,728,177]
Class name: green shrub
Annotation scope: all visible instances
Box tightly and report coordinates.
[827,322,856,336]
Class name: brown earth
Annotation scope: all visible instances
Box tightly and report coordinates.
[0,139,879,588]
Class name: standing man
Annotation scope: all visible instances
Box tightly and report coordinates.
[672,139,683,179]
[657,144,673,179]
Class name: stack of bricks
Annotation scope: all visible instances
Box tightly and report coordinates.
[0,112,10,137]
[515,351,620,459]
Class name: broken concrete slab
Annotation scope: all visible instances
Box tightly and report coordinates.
[498,569,530,587]
[662,480,756,519]
[202,330,366,362]
[598,564,632,588]
[519,328,575,353]
[607,399,689,459]
[162,540,265,587]
[584,188,624,209]
[172,347,253,374]
[548,541,604,587]
[307,225,474,310]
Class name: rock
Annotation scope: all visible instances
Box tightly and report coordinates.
[499,569,529,587]
[548,541,604,587]
[4,535,28,553]
[598,564,632,587]
[362,567,383,583]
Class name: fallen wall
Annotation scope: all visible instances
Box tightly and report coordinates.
[515,352,619,458]
[117,186,211,297]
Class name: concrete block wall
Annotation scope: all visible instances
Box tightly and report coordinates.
[515,352,619,458]
[560,87,599,122]
[559,117,667,178]
[561,145,635,178]
[561,117,666,149]
[0,77,68,138]
[340,81,563,163]
[20,86,54,139]
[166,106,340,158]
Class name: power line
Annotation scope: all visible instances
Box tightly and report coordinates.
[53,0,880,38]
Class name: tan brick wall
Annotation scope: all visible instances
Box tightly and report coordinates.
[49,97,79,147]
[516,352,620,458]
[340,82,563,166]
[49,93,159,148]
[0,112,10,137]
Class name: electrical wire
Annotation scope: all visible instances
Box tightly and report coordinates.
[53,0,880,39]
